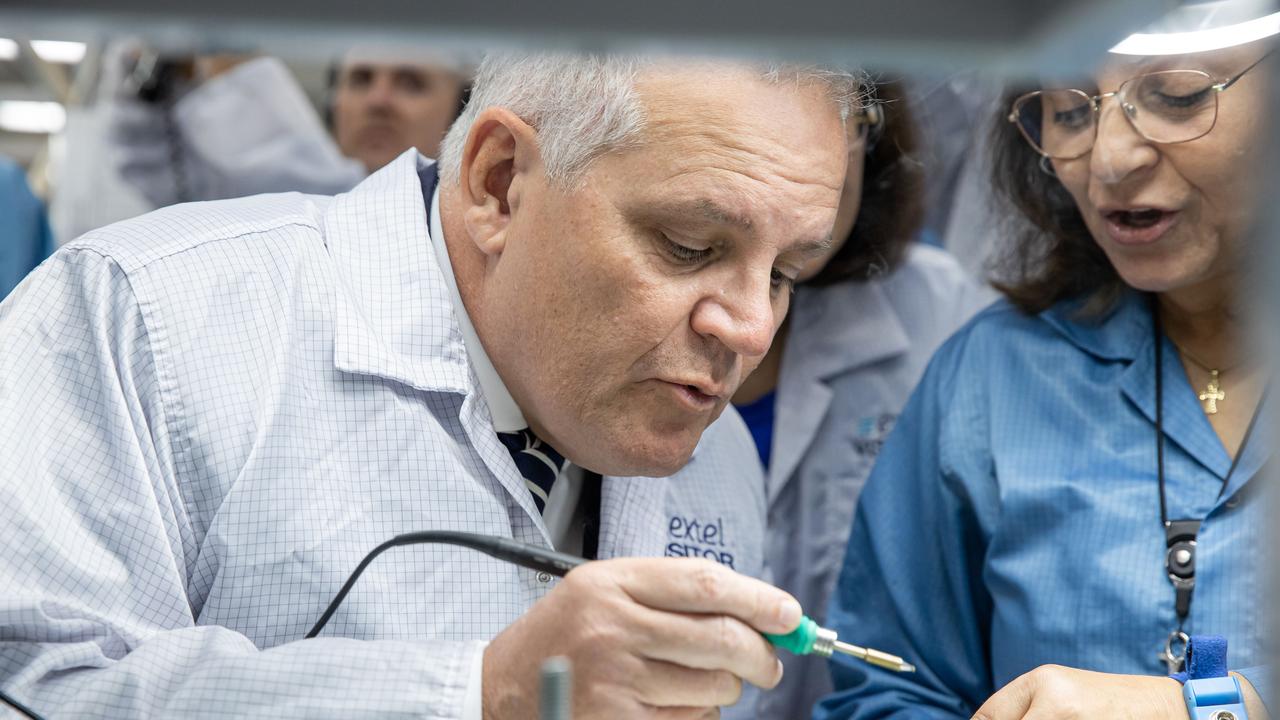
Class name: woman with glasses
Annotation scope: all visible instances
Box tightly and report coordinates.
[815,36,1272,720]
[729,80,992,720]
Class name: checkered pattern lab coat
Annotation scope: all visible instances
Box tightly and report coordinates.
[0,152,766,718]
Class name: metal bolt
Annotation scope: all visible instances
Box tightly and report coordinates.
[1175,549,1192,566]
[536,571,553,584]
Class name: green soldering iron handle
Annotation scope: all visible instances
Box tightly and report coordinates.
[764,615,820,655]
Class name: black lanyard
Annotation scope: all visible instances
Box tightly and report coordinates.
[1151,300,1264,672]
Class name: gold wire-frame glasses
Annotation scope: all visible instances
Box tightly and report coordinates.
[851,102,884,149]
[1008,50,1273,160]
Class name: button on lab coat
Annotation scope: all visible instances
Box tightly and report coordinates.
[755,246,993,720]
[0,151,765,718]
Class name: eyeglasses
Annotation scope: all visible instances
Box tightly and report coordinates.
[1008,50,1272,160]
[851,102,884,151]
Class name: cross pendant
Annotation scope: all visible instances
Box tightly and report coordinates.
[1198,369,1224,415]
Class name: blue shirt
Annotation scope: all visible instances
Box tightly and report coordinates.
[0,157,53,299]
[816,292,1270,719]
[736,390,776,469]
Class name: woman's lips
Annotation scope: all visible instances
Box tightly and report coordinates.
[1102,209,1180,246]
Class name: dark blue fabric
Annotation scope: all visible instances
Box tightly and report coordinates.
[735,391,777,470]
[417,161,439,212]
[497,429,566,514]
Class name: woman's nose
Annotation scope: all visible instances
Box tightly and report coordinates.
[1089,98,1160,184]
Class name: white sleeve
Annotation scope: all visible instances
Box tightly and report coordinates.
[174,57,366,198]
[0,249,479,719]
[462,644,487,720]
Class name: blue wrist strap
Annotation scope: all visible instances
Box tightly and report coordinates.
[1178,636,1247,720]
[1173,635,1229,684]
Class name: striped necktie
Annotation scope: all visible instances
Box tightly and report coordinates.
[496,429,567,514]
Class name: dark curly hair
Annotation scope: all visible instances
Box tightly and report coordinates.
[805,79,924,286]
[988,87,1125,316]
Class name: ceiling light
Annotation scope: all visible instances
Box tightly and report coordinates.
[30,40,87,64]
[0,101,67,134]
[1111,1,1280,55]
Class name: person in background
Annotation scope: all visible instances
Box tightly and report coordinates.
[329,48,471,173]
[49,44,472,242]
[0,156,54,299]
[817,13,1273,720]
[730,80,992,720]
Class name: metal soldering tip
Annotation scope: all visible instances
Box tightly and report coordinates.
[832,640,916,673]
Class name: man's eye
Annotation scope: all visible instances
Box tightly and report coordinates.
[344,69,373,89]
[771,268,797,293]
[395,72,428,93]
[661,235,712,264]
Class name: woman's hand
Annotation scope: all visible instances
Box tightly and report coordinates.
[973,665,1187,719]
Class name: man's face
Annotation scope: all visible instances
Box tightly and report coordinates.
[478,67,847,477]
[332,62,465,172]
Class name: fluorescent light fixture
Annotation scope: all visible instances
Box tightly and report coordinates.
[0,38,17,62]
[30,40,87,64]
[0,101,66,134]
[1111,0,1280,56]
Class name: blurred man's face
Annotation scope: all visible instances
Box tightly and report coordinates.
[332,62,465,172]
[462,66,848,477]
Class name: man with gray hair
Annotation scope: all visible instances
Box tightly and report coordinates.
[0,52,854,718]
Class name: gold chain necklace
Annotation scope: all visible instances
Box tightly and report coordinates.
[1172,345,1245,416]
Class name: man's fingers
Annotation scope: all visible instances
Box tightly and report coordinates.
[609,558,802,635]
[629,605,784,689]
[631,659,742,708]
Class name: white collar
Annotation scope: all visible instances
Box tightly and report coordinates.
[429,186,528,432]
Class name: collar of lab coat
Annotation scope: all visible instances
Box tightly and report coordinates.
[321,150,673,549]
[322,151,556,527]
[768,278,910,498]
[324,151,473,397]
[426,180,527,433]
[1037,289,1149,363]
[1040,289,1271,497]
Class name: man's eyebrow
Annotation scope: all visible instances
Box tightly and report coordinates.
[638,198,832,256]
[642,197,755,232]
[789,235,834,259]
[691,198,753,231]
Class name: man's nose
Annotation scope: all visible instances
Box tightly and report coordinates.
[689,275,777,360]
[364,74,397,108]
[1089,99,1159,185]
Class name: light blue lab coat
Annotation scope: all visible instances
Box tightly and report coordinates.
[0,151,766,718]
[755,245,994,719]
[816,293,1270,719]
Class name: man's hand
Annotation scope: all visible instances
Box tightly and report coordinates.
[973,665,1186,719]
[482,557,802,719]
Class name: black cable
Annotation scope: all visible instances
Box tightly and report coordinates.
[0,532,584,720]
[0,688,45,720]
[305,531,587,639]
[1153,297,1169,527]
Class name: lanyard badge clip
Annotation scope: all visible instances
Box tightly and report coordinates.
[1162,518,1201,673]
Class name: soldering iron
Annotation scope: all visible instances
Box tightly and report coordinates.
[305,530,915,672]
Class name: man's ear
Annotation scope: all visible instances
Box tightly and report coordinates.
[458,107,540,257]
